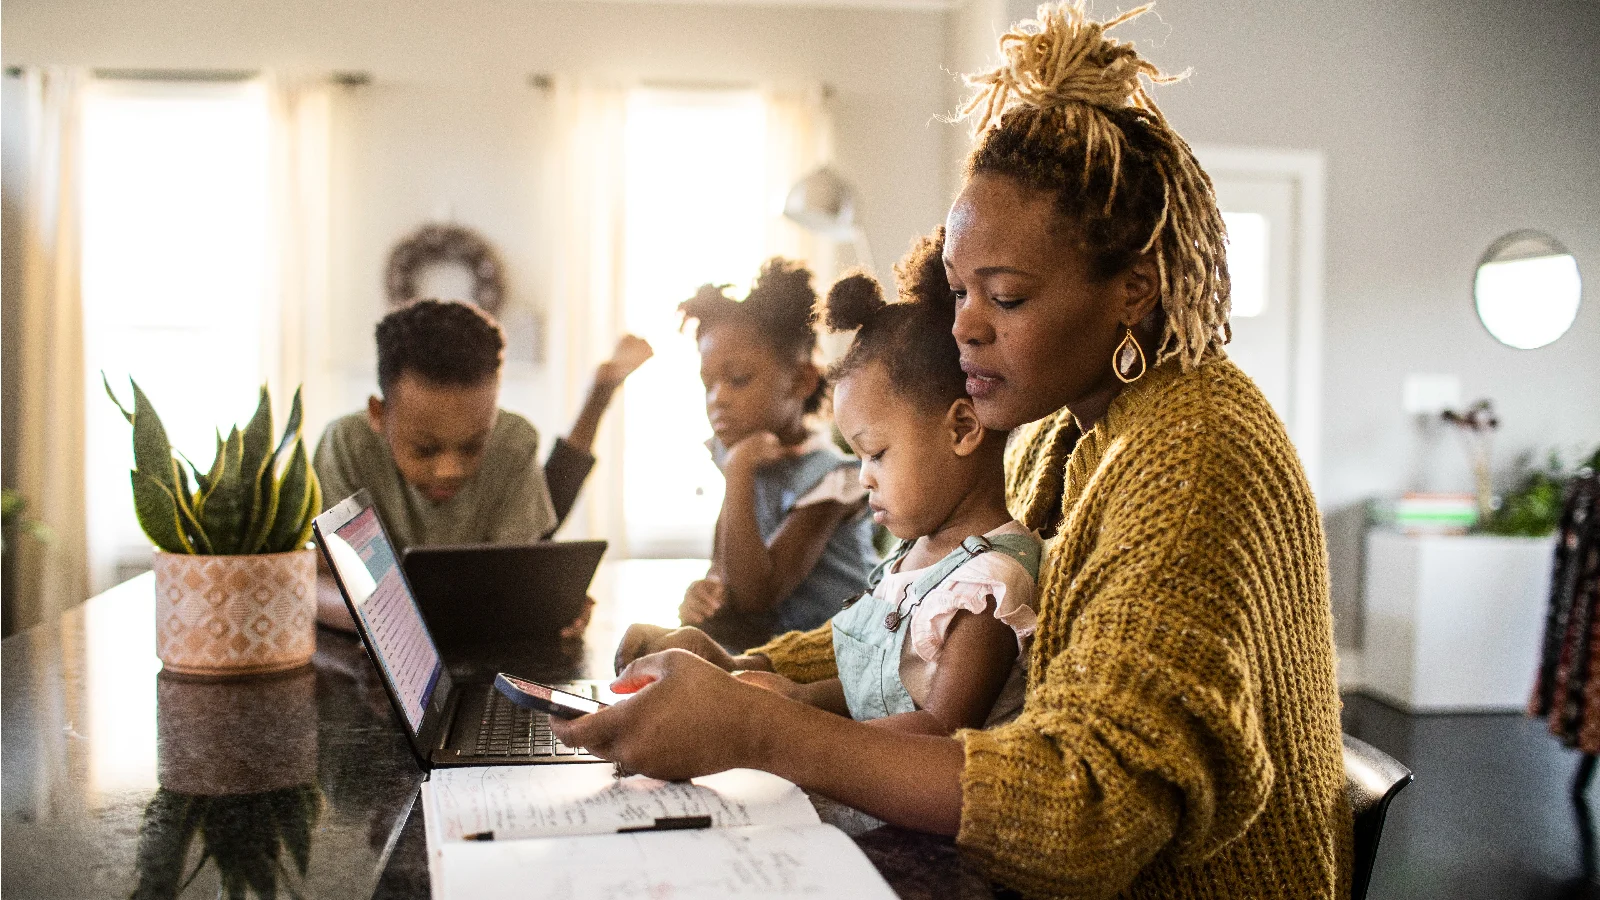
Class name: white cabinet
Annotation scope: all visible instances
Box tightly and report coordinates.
[1361,529,1557,712]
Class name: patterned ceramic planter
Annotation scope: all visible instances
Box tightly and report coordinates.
[153,549,317,677]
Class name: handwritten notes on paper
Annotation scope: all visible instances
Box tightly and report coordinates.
[425,764,820,841]
[438,824,897,900]
[421,765,898,900]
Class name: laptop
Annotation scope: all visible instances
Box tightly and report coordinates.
[402,540,606,676]
[313,490,604,768]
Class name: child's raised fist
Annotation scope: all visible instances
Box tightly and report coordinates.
[595,334,654,387]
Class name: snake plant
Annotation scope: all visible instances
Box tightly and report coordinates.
[105,377,321,556]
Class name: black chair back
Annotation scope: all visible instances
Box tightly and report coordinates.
[1343,732,1413,900]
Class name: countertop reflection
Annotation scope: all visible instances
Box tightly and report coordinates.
[3,573,422,900]
[5,560,994,900]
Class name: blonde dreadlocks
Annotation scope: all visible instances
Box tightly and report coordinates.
[959,1,1231,370]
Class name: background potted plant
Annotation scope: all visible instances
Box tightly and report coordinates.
[1483,446,1600,537]
[106,377,322,676]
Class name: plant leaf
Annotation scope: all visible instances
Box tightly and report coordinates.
[199,427,248,554]
[264,440,316,553]
[170,458,213,554]
[244,462,282,554]
[180,450,212,495]
[129,379,179,494]
[101,371,134,424]
[238,386,276,549]
[131,470,193,554]
[274,386,305,464]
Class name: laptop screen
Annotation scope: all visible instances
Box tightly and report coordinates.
[321,505,442,735]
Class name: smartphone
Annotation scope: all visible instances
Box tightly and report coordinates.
[494,673,609,719]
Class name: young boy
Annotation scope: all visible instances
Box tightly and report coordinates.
[313,298,651,632]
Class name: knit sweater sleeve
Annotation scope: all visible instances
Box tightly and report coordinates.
[747,622,837,683]
[956,423,1276,898]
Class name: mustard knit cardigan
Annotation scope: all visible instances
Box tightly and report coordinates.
[753,358,1352,899]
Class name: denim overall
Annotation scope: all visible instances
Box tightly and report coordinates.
[831,533,1042,721]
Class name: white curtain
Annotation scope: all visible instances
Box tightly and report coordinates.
[541,79,630,548]
[12,67,89,631]
[763,86,838,285]
[763,86,851,366]
[264,75,335,440]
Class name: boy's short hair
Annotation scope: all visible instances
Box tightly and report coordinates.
[376,299,505,394]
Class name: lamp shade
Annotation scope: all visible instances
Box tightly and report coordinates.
[783,166,857,240]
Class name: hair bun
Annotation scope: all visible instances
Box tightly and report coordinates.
[689,283,732,306]
[748,258,815,308]
[823,272,886,333]
[960,1,1175,132]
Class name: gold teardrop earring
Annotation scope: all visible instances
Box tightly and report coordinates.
[1113,326,1147,384]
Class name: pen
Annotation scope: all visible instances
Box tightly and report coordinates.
[616,815,714,833]
[462,831,495,841]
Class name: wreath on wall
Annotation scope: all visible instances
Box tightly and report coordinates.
[384,224,506,313]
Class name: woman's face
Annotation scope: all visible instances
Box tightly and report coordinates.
[697,321,810,447]
[944,172,1137,432]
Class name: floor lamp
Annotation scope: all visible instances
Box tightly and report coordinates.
[782,166,876,276]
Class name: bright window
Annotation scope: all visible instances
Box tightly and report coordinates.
[81,80,273,591]
[620,89,769,557]
[1223,211,1268,318]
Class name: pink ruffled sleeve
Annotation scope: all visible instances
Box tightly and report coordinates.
[909,550,1038,663]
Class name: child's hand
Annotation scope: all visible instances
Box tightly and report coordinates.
[733,670,803,700]
[558,596,596,641]
[613,623,739,674]
[595,335,653,388]
[679,577,726,625]
[724,432,793,475]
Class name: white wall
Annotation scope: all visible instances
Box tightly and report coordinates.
[3,0,954,436]
[10,0,1598,648]
[989,0,1600,647]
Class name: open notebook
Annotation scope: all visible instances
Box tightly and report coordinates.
[421,764,899,900]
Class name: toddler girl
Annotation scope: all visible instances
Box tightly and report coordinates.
[677,258,876,649]
[740,231,1042,734]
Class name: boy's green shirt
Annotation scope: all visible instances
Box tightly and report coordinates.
[312,411,557,554]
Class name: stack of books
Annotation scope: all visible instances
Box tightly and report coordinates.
[1391,493,1478,534]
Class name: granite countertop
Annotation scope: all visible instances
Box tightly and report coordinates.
[3,564,996,899]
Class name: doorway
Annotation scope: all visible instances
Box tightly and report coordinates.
[1197,147,1326,494]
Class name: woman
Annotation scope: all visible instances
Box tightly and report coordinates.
[554,4,1350,897]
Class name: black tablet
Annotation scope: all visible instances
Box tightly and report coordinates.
[400,540,607,658]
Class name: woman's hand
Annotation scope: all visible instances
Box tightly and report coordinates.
[554,649,967,835]
[613,623,738,674]
[553,649,778,781]
[733,669,805,699]
[678,577,726,625]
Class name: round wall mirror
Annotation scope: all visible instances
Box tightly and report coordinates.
[1473,229,1582,349]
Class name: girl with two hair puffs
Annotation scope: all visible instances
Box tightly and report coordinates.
[652,233,1043,735]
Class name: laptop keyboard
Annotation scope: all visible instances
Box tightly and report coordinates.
[473,684,586,757]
